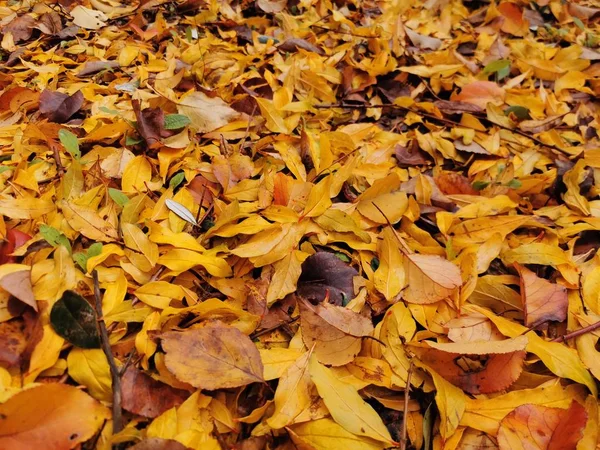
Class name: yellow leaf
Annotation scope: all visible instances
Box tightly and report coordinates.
[302,176,332,218]
[158,248,232,277]
[289,418,386,450]
[257,98,290,134]
[147,221,206,252]
[309,356,395,444]
[135,281,186,309]
[268,350,314,429]
[267,250,306,304]
[61,201,119,242]
[415,361,467,440]
[526,331,597,396]
[460,382,581,434]
[502,243,574,267]
[0,383,110,449]
[314,209,371,243]
[24,323,63,384]
[259,348,305,381]
[374,228,405,300]
[118,45,139,67]
[562,160,591,215]
[122,155,152,193]
[0,197,54,219]
[380,302,418,387]
[67,348,112,402]
[136,311,161,370]
[122,223,159,271]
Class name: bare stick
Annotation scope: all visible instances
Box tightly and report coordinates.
[401,361,414,450]
[551,320,600,342]
[92,270,123,434]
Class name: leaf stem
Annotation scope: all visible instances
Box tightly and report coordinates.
[92,270,123,434]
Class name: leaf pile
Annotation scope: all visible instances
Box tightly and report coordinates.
[0,0,599,449]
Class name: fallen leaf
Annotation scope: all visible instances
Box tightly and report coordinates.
[0,383,110,449]
[497,401,587,450]
[177,92,239,133]
[122,366,190,418]
[451,81,505,109]
[299,298,373,366]
[50,290,101,349]
[297,252,358,305]
[70,6,108,30]
[39,90,84,123]
[515,264,567,328]
[0,264,36,311]
[161,322,264,389]
[309,356,396,444]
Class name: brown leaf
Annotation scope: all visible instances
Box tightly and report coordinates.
[0,319,27,367]
[515,264,567,328]
[35,12,63,36]
[121,366,190,418]
[0,87,39,114]
[278,38,324,55]
[132,99,171,148]
[78,60,120,77]
[413,336,528,394]
[161,322,264,390]
[299,298,373,366]
[497,401,587,450]
[39,89,84,123]
[453,140,490,155]
[3,14,36,43]
[296,252,358,305]
[394,142,430,167]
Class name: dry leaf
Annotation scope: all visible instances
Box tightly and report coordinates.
[162,322,264,389]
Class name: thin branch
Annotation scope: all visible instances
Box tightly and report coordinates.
[92,270,123,434]
[551,320,600,342]
[250,317,299,340]
[371,202,412,254]
[400,361,414,450]
[314,103,569,154]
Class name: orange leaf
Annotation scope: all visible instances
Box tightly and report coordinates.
[451,81,505,109]
[0,383,110,450]
[497,401,587,450]
[498,2,529,36]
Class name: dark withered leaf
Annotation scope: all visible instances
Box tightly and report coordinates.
[278,38,324,55]
[297,252,358,305]
[3,14,36,42]
[132,99,172,148]
[121,366,190,418]
[39,89,84,123]
[50,290,100,349]
[394,143,430,166]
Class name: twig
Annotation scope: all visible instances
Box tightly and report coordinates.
[551,320,600,342]
[314,103,569,154]
[92,270,123,434]
[362,335,387,347]
[250,317,299,340]
[401,361,414,450]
